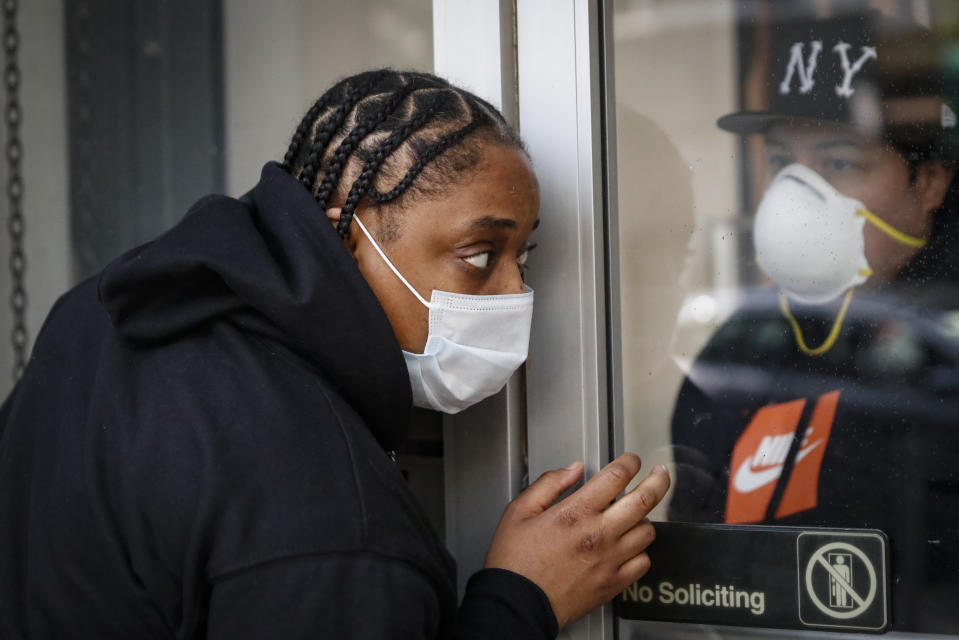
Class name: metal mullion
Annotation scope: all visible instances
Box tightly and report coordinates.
[432,0,526,600]
[518,0,611,638]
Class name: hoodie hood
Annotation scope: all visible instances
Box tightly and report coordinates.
[99,162,413,450]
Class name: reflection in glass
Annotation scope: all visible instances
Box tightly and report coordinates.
[614,0,959,634]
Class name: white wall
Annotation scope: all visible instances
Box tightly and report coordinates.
[223,0,433,196]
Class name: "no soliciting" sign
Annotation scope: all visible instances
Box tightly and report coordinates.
[615,523,889,633]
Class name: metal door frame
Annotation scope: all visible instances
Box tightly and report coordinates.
[518,1,613,638]
[434,1,615,639]
[432,0,528,601]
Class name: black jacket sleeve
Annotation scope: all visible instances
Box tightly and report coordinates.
[457,569,558,640]
[208,552,444,639]
[207,556,557,639]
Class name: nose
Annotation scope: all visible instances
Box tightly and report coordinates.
[496,263,527,295]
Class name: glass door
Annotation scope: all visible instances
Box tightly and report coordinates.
[607,0,959,637]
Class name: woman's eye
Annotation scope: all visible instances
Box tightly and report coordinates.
[464,252,491,269]
[517,243,537,277]
[518,243,537,266]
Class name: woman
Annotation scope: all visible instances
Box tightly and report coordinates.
[0,70,668,639]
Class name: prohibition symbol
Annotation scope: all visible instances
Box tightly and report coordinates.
[804,542,876,620]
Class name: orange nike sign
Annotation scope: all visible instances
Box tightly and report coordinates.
[725,390,839,524]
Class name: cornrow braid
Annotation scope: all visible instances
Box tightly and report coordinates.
[335,92,447,236]
[366,106,481,205]
[297,71,391,194]
[281,89,337,172]
[313,80,421,215]
[283,69,526,241]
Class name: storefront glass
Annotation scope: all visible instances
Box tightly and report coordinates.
[611,0,959,635]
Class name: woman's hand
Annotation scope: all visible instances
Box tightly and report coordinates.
[484,453,670,629]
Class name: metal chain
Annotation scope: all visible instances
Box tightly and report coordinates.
[4,0,25,381]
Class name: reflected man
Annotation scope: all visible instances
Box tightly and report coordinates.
[669,11,959,634]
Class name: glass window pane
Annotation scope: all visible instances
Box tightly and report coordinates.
[611,0,959,635]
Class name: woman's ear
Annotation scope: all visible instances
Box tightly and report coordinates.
[325,205,343,226]
[916,161,956,215]
[325,206,360,254]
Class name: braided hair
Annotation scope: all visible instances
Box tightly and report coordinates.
[282,69,525,240]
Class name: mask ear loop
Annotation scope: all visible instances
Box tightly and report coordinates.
[778,289,854,356]
[856,208,927,248]
[352,214,432,309]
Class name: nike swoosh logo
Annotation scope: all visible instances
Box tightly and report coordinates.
[732,440,824,493]
[732,461,782,493]
[795,439,822,463]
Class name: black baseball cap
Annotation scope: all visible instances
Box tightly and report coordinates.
[717,11,957,158]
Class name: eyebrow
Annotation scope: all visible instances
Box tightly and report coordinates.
[466,216,540,232]
[764,136,861,151]
[470,216,518,230]
[813,140,861,151]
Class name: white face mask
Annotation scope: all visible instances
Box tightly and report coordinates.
[754,163,873,305]
[753,163,927,355]
[754,163,927,304]
[353,215,534,414]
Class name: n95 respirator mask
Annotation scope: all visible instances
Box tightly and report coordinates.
[753,164,926,356]
[753,164,874,305]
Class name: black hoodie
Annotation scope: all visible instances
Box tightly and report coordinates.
[0,163,557,639]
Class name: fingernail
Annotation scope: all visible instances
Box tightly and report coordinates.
[655,464,669,475]
[565,461,581,471]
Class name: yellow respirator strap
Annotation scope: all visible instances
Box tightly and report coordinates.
[778,289,854,357]
[856,208,927,248]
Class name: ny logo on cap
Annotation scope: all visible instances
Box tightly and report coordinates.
[779,40,877,98]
